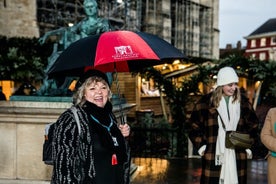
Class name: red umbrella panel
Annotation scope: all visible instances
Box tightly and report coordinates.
[94,30,186,72]
[94,31,162,72]
[47,30,187,78]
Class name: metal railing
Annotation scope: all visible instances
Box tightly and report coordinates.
[128,127,178,158]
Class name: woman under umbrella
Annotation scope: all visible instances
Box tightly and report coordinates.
[51,69,131,184]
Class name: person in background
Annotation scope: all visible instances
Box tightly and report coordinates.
[189,66,259,184]
[260,107,276,184]
[51,69,131,184]
[12,83,37,96]
[0,86,6,100]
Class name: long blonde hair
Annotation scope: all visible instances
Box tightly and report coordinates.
[210,86,241,108]
[73,76,112,106]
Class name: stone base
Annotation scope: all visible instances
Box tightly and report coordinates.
[9,96,72,102]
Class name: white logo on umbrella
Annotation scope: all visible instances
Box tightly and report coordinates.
[112,45,139,60]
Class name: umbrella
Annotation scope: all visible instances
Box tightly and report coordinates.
[47,30,187,78]
[47,30,187,124]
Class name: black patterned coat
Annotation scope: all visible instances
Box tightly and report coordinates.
[188,93,259,184]
[51,105,130,184]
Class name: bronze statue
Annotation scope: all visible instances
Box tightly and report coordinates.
[39,0,111,50]
[37,0,112,96]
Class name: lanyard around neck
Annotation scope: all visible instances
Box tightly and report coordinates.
[90,114,113,132]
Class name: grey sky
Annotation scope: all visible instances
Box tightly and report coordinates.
[219,0,275,48]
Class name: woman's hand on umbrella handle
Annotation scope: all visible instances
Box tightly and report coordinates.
[119,123,131,137]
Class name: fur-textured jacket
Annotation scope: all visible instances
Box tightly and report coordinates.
[188,93,259,184]
[50,105,130,184]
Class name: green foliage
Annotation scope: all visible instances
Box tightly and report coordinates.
[251,60,276,97]
[211,55,255,79]
[213,55,276,98]
[0,35,52,82]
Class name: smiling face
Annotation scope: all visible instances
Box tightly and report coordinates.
[84,80,109,108]
[222,82,238,96]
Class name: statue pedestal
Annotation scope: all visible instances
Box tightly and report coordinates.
[9,95,73,102]
[0,100,135,181]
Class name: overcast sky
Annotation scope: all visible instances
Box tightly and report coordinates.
[219,0,275,48]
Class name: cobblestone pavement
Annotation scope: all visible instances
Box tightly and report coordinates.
[131,157,268,184]
[0,158,267,184]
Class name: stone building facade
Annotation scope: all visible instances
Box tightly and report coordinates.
[0,0,39,38]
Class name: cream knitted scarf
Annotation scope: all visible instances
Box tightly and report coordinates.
[216,96,240,184]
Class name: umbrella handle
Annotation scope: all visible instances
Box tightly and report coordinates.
[120,116,126,125]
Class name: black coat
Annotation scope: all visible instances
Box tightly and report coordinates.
[51,105,130,184]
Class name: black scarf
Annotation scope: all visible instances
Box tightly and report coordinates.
[83,100,113,125]
[82,101,127,164]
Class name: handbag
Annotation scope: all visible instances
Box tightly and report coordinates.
[218,114,253,149]
[225,131,253,149]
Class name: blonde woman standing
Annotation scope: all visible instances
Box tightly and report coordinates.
[189,66,259,184]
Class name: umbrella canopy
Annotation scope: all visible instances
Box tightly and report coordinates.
[47,30,187,78]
